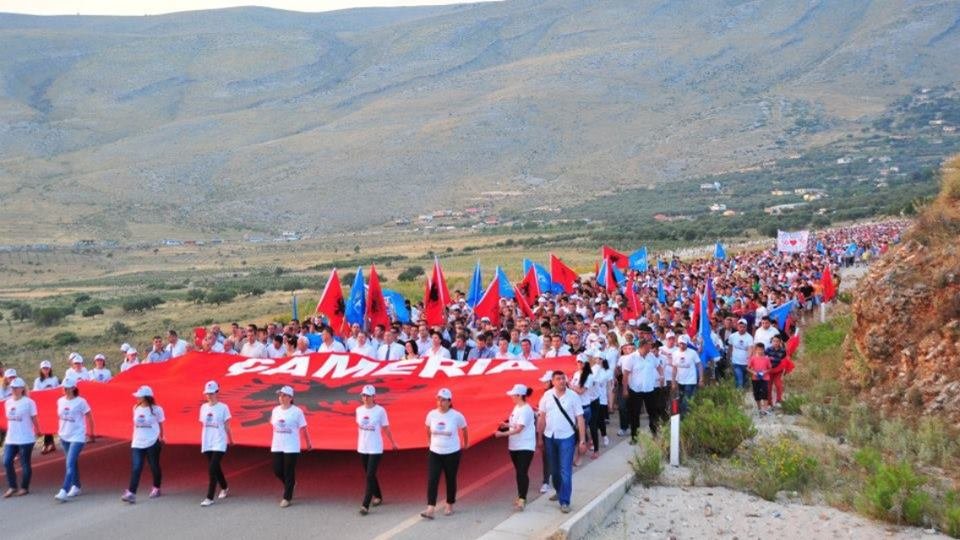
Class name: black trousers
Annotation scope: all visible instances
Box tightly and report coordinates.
[587,399,601,452]
[360,453,383,508]
[272,452,299,501]
[627,389,661,437]
[598,404,609,437]
[129,442,162,493]
[509,450,534,500]
[426,450,461,506]
[204,451,227,500]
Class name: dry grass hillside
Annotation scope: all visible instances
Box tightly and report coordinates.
[848,155,960,423]
[1,0,960,242]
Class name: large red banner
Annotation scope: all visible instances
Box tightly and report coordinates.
[3,352,570,450]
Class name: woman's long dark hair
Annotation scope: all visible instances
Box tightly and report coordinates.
[578,361,592,386]
[142,395,157,414]
[38,366,52,382]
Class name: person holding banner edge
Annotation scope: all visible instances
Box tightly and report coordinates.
[270,385,312,508]
[494,383,536,510]
[356,384,398,515]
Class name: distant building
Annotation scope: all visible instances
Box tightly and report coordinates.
[709,203,726,212]
[764,203,808,215]
[722,210,738,217]
[794,188,826,195]
[770,190,790,196]
[836,157,852,165]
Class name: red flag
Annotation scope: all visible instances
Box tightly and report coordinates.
[517,265,541,307]
[423,276,444,327]
[623,280,641,320]
[786,331,801,357]
[550,254,579,294]
[433,257,451,306]
[687,294,699,338]
[513,285,535,319]
[366,264,390,330]
[473,275,501,327]
[602,245,629,269]
[821,265,836,302]
[316,268,346,335]
[604,258,619,293]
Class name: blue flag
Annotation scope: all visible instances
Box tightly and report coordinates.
[466,261,484,308]
[345,266,365,326]
[382,289,411,324]
[714,241,726,260]
[657,278,667,304]
[291,293,299,321]
[628,247,648,272]
[698,294,721,365]
[768,300,796,331]
[816,241,826,255]
[657,259,667,272]
[496,266,514,299]
[597,259,627,288]
[845,243,858,257]
[523,259,560,294]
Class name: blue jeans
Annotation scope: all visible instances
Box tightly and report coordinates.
[3,443,33,490]
[678,384,698,416]
[733,364,748,389]
[61,440,85,491]
[129,442,162,493]
[545,434,575,506]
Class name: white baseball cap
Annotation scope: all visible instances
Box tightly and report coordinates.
[10,377,26,389]
[120,343,131,352]
[69,352,84,364]
[277,385,294,397]
[132,385,154,398]
[94,353,106,361]
[678,335,690,345]
[506,384,528,397]
[40,360,52,369]
[576,353,588,363]
[3,368,16,378]
[62,377,78,389]
[665,331,676,339]
[539,371,554,383]
[361,384,376,397]
[126,348,138,356]
[203,381,219,394]
[627,319,637,326]
[436,388,453,400]
[737,318,748,325]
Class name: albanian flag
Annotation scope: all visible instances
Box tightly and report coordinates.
[366,264,391,330]
[550,254,578,293]
[602,245,628,269]
[517,264,541,308]
[3,352,571,451]
[473,275,501,327]
[317,268,346,335]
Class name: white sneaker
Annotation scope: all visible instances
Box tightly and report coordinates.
[67,486,82,497]
[539,483,550,494]
[616,429,625,437]
[200,498,214,507]
[55,489,69,502]
[602,436,610,447]
[217,488,229,499]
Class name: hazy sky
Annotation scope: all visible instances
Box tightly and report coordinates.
[0,1,496,16]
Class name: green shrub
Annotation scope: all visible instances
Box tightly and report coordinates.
[122,296,165,313]
[23,338,51,350]
[915,417,956,468]
[803,316,850,356]
[34,306,69,326]
[81,305,104,317]
[694,381,743,408]
[186,288,206,304]
[73,293,91,304]
[806,402,846,436]
[630,433,663,487]
[681,392,756,457]
[854,448,930,527]
[245,286,265,297]
[397,265,425,282]
[749,436,820,500]
[105,321,132,339]
[846,403,880,447]
[52,331,80,346]
[944,491,960,538]
[204,289,237,305]
[280,279,304,292]
[779,394,806,415]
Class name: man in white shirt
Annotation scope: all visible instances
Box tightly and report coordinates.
[536,371,586,514]
[753,317,780,349]
[543,335,570,358]
[240,324,268,359]
[165,330,189,358]
[516,319,542,354]
[672,336,703,415]
[350,331,376,358]
[620,340,663,440]
[316,327,346,353]
[515,339,541,362]
[376,330,405,362]
[414,325,432,355]
[266,335,287,359]
[658,332,678,415]
[727,319,754,389]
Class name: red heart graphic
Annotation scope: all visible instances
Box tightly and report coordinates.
[788,240,797,245]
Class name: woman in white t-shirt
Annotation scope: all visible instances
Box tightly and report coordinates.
[570,355,600,462]
[3,378,39,497]
[494,384,536,510]
[270,385,312,508]
[89,354,112,383]
[199,380,233,507]
[121,386,165,504]
[356,384,398,515]
[423,331,451,361]
[34,360,60,455]
[54,378,95,501]
[420,388,468,520]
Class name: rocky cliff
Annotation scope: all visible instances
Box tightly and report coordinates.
[848,156,960,423]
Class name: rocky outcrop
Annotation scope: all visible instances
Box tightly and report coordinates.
[847,158,960,424]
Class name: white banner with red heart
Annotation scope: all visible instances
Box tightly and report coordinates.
[777,229,810,253]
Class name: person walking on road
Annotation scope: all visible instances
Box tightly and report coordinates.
[270,385,312,508]
[122,386,165,504]
[537,370,586,514]
[356,384,398,515]
[421,388,468,520]
[494,384,536,511]
[54,377,95,502]
[3,378,39,497]
[199,380,233,507]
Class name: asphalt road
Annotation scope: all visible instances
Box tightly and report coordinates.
[1,436,563,540]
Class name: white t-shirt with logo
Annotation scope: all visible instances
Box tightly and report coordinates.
[659,346,677,384]
[33,376,60,391]
[57,396,91,443]
[356,404,390,455]
[4,397,38,445]
[727,332,754,365]
[426,408,467,455]
[270,405,307,453]
[131,405,165,449]
[90,368,112,382]
[507,404,536,452]
[199,402,232,453]
[673,348,701,385]
[571,369,599,407]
